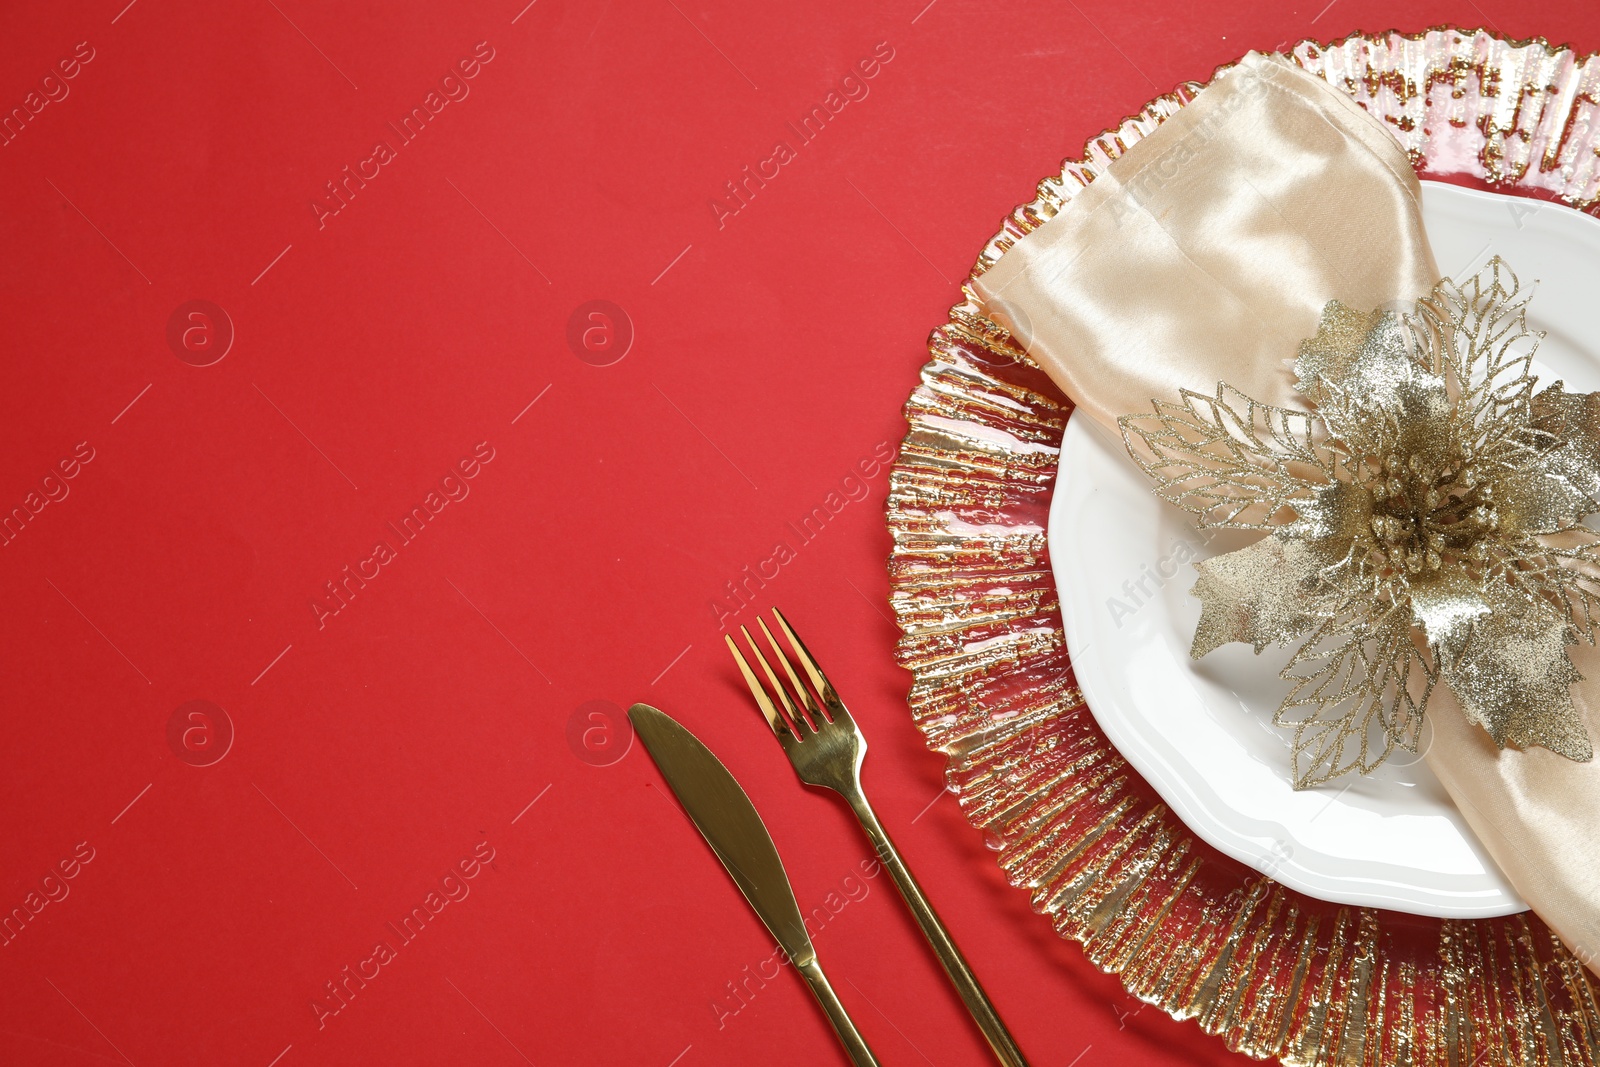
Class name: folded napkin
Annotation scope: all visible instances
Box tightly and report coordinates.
[975,52,1600,972]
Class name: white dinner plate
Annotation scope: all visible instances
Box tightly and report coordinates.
[1051,180,1600,917]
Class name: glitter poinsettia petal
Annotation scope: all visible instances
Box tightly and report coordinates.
[1119,258,1600,787]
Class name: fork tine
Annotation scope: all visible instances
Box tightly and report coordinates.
[757,617,828,725]
[740,625,813,736]
[725,633,794,740]
[772,608,843,715]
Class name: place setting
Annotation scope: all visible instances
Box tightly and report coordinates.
[634,27,1600,1067]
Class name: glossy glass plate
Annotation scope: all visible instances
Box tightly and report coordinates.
[887,28,1600,1065]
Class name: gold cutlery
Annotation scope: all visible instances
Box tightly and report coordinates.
[627,703,881,1067]
[727,609,1032,1067]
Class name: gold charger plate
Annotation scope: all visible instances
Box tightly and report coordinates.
[885,27,1600,1067]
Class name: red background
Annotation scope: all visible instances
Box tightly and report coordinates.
[2,2,1596,1065]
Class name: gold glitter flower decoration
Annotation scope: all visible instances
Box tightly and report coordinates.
[1120,259,1600,788]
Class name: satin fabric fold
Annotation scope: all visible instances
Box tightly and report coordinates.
[976,53,1438,440]
[1425,655,1600,973]
[974,51,1600,971]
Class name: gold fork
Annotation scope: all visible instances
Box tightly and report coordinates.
[727,608,1031,1067]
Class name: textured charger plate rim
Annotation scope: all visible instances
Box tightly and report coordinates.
[886,26,1600,1066]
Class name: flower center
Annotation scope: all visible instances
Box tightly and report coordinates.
[1366,451,1496,576]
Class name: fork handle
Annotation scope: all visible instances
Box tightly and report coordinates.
[795,956,880,1067]
[847,792,1032,1067]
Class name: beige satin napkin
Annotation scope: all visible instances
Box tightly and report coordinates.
[975,51,1600,972]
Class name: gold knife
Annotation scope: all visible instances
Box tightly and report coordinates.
[629,703,881,1067]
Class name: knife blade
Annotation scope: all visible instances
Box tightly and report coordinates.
[628,702,814,966]
[630,702,880,1067]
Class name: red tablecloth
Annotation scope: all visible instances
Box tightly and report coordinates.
[3,2,1599,1064]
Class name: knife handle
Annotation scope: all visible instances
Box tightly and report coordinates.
[847,792,1031,1067]
[795,957,880,1067]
